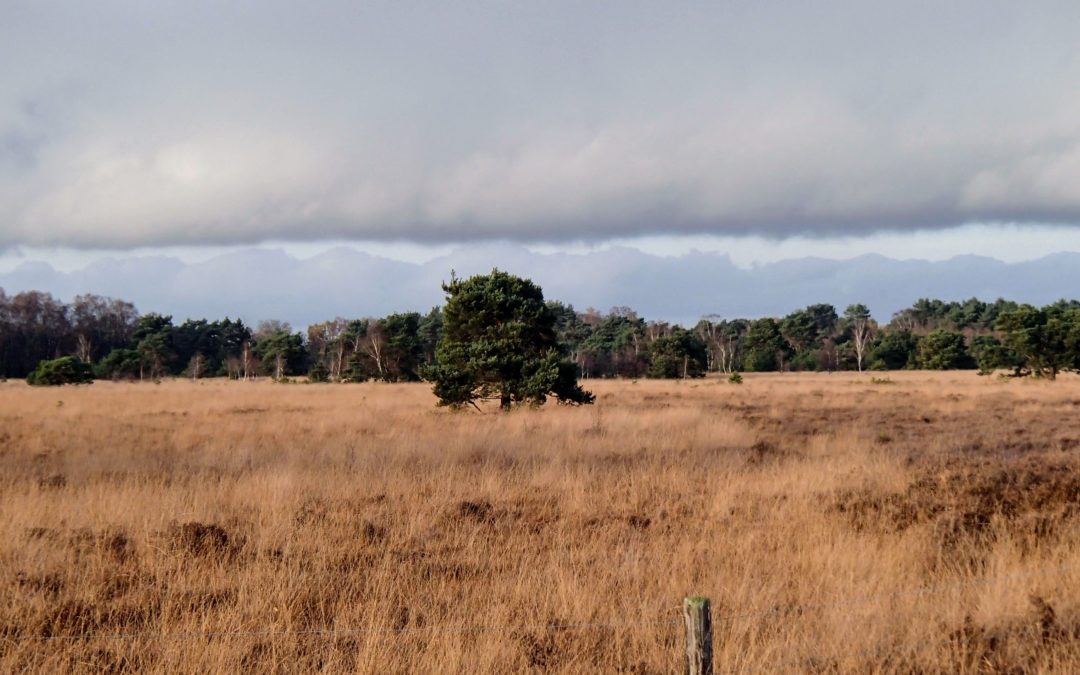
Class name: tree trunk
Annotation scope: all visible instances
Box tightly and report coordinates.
[332,342,344,380]
[77,334,92,362]
[370,335,384,379]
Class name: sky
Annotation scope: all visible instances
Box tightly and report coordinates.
[3,2,1080,323]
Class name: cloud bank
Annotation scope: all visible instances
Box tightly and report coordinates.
[3,246,1080,328]
[3,2,1080,248]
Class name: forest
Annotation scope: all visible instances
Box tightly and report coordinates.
[2,287,1079,383]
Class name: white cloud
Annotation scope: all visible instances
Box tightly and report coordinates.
[3,2,1080,248]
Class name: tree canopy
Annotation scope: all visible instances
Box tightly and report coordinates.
[26,356,94,386]
[427,270,594,410]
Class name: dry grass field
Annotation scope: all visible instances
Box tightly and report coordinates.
[2,372,1080,673]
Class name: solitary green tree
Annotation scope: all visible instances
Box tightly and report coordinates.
[427,270,594,410]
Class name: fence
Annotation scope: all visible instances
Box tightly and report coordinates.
[5,562,1076,673]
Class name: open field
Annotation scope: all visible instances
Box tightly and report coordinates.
[2,373,1080,673]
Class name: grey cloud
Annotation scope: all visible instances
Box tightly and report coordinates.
[3,2,1080,248]
[3,245,1080,328]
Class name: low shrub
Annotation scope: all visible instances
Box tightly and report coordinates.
[26,357,94,386]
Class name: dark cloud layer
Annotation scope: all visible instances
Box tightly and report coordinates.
[3,245,1079,327]
[3,2,1080,247]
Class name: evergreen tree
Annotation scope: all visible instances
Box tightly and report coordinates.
[427,270,594,410]
[915,330,973,370]
[742,318,788,372]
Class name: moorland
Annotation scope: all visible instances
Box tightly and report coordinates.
[2,373,1080,673]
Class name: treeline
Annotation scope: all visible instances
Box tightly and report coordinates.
[3,288,1080,382]
[0,288,444,383]
[555,298,1078,379]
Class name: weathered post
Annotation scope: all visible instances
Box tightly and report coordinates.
[683,595,713,675]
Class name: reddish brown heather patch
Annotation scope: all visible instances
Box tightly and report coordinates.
[166,522,241,559]
[14,572,64,597]
[454,499,496,523]
[831,456,1080,553]
[65,528,136,564]
[36,597,160,639]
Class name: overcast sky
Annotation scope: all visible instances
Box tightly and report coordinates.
[3,2,1080,315]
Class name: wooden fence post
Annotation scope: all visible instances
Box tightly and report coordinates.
[683,595,712,675]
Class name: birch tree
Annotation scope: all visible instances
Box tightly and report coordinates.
[844,304,875,373]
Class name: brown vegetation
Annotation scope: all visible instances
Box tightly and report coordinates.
[2,372,1080,672]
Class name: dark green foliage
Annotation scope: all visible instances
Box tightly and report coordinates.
[547,301,590,351]
[305,314,425,383]
[89,315,252,381]
[742,304,835,372]
[308,361,330,382]
[427,270,594,409]
[95,348,142,380]
[548,301,592,376]
[26,356,94,386]
[127,314,252,378]
[890,297,1020,333]
[342,351,370,382]
[647,329,707,378]
[968,335,1015,374]
[996,305,1077,379]
[134,314,175,379]
[417,307,444,367]
[787,349,819,372]
[379,312,424,381]
[804,304,840,339]
[916,330,974,370]
[869,330,919,370]
[742,318,789,372]
[579,310,647,377]
[253,330,307,379]
[780,309,820,354]
[1068,313,1080,372]
[168,319,215,372]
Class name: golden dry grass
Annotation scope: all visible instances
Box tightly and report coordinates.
[2,372,1080,673]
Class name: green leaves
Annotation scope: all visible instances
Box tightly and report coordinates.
[432,270,593,410]
[26,356,94,386]
[996,305,1079,379]
[915,330,972,370]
